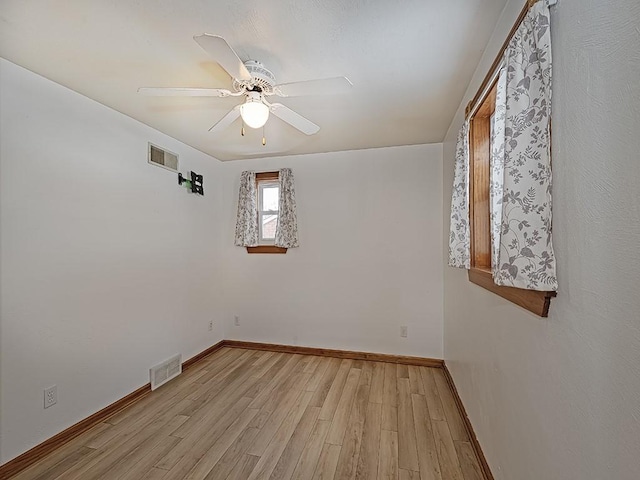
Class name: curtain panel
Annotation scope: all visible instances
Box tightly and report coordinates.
[234,170,259,247]
[275,168,299,248]
[448,120,471,269]
[491,0,558,291]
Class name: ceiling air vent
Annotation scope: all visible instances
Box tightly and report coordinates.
[150,353,182,390]
[148,143,179,172]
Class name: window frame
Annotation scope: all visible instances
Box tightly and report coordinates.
[464,0,556,317]
[246,171,287,254]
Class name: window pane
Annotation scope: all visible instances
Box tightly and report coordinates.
[262,186,279,211]
[261,214,278,240]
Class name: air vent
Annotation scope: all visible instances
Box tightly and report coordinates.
[148,143,179,172]
[150,354,182,390]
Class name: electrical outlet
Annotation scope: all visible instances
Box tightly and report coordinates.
[208,320,213,331]
[234,315,240,326]
[400,326,408,338]
[44,385,57,409]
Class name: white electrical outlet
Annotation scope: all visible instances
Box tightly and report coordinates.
[400,326,408,338]
[208,320,213,331]
[44,385,57,408]
[234,315,240,326]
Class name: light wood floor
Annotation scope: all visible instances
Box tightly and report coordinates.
[14,348,484,480]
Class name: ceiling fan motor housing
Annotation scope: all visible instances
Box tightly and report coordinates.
[233,60,276,94]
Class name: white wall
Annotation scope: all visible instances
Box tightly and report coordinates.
[443,1,640,479]
[220,144,444,359]
[0,59,225,464]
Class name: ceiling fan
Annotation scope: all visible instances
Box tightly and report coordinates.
[138,34,353,137]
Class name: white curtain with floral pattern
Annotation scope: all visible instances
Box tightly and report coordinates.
[234,170,259,247]
[448,120,471,269]
[275,168,299,248]
[491,0,557,291]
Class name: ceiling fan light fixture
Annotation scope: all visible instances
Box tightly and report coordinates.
[240,92,269,129]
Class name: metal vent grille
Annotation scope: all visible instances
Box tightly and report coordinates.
[148,143,179,172]
[150,354,182,390]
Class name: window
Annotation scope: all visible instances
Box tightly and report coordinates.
[464,0,556,317]
[247,172,287,254]
[258,179,279,243]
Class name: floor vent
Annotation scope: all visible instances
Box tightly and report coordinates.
[150,354,182,390]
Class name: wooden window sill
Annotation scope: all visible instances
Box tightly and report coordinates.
[246,246,287,254]
[468,268,556,317]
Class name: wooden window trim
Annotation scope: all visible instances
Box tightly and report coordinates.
[468,268,556,317]
[466,0,556,317]
[465,0,536,118]
[246,171,287,254]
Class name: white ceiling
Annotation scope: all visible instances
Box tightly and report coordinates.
[0,0,507,161]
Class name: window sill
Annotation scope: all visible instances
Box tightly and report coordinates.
[246,246,287,254]
[468,268,556,317]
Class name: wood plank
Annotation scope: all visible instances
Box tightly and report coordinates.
[309,358,341,404]
[382,363,397,407]
[247,384,308,456]
[24,446,96,480]
[420,368,446,421]
[399,469,420,480]
[411,394,442,480]
[396,364,409,379]
[269,406,321,480]
[291,420,332,480]
[326,368,362,445]
[377,430,398,480]
[155,397,253,471]
[98,415,189,479]
[317,360,353,421]
[305,357,332,392]
[226,454,260,480]
[312,444,341,480]
[455,441,484,480]
[381,405,398,432]
[334,383,368,480]
[432,369,469,442]
[247,392,314,480]
[432,421,464,480]
[396,378,419,472]
[369,362,385,404]
[408,366,424,395]
[118,436,181,480]
[179,408,259,480]
[467,268,555,317]
[203,428,259,480]
[355,402,382,480]
[442,365,494,480]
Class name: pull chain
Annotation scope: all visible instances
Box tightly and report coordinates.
[262,125,266,146]
[241,119,245,137]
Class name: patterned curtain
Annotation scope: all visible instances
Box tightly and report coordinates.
[448,121,470,269]
[234,171,258,247]
[275,168,299,248]
[491,0,558,291]
[491,69,507,279]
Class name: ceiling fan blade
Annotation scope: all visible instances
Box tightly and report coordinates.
[270,103,320,135]
[209,106,241,133]
[138,87,233,97]
[274,76,353,97]
[193,34,252,81]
